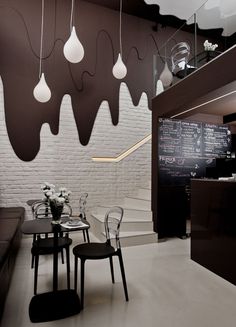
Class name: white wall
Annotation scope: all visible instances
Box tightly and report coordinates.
[0,80,151,219]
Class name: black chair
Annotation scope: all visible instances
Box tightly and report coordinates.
[30,201,72,269]
[73,206,129,309]
[32,234,72,295]
[27,199,43,216]
[78,193,90,243]
[34,201,72,219]
[31,202,73,294]
[30,200,49,269]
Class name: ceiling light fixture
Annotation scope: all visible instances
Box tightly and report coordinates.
[112,0,127,79]
[63,0,84,63]
[33,0,51,103]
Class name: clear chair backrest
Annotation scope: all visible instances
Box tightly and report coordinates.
[171,42,190,74]
[34,201,72,219]
[62,203,72,218]
[104,206,124,249]
[29,200,44,216]
[34,201,52,219]
[79,193,88,218]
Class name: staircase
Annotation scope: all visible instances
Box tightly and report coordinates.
[89,182,157,247]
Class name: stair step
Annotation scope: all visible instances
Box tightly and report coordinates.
[93,205,152,219]
[89,181,155,247]
[101,231,158,247]
[136,188,151,200]
[92,213,152,222]
[91,213,153,232]
[124,197,151,210]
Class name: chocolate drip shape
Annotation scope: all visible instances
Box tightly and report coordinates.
[0,0,161,161]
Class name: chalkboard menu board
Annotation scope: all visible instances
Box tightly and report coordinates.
[158,118,231,185]
[203,123,231,157]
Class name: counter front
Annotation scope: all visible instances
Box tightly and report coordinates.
[191,179,236,285]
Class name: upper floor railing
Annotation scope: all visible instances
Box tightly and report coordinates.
[92,1,236,163]
[154,0,236,93]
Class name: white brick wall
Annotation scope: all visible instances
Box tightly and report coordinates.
[0,79,151,219]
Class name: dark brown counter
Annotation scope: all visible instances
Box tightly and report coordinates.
[191,179,236,285]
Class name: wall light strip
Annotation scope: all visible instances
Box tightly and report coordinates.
[171,89,236,118]
[92,134,152,162]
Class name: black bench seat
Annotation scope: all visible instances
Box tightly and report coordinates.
[0,207,25,320]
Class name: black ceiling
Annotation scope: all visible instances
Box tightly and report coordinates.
[84,0,236,46]
[84,0,186,29]
[84,0,158,21]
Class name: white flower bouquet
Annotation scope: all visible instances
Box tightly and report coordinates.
[203,40,218,51]
[41,182,71,224]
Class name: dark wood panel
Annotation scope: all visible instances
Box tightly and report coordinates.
[157,185,188,238]
[191,179,236,285]
[152,46,236,119]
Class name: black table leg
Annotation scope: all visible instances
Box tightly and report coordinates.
[53,230,58,291]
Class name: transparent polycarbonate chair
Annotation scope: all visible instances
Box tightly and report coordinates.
[73,206,129,309]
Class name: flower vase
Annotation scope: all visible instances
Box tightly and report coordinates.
[50,202,64,225]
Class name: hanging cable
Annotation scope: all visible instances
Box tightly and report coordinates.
[70,0,75,32]
[119,0,123,57]
[39,0,45,79]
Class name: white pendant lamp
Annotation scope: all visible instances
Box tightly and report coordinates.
[63,0,84,63]
[159,47,173,88]
[159,61,173,87]
[112,0,127,79]
[33,0,51,103]
[112,53,127,79]
[33,73,51,103]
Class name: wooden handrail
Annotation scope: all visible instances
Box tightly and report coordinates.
[92,134,151,162]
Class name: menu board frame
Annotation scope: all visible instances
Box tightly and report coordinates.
[158,118,231,185]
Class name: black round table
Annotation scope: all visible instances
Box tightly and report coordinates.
[21,217,90,322]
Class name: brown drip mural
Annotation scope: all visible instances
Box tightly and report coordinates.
[0,0,192,161]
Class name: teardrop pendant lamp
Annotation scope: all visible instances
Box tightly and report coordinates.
[33,0,51,103]
[112,0,127,79]
[159,47,173,88]
[63,0,84,63]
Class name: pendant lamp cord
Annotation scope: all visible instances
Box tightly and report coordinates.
[39,0,45,79]
[119,0,123,57]
[70,0,75,32]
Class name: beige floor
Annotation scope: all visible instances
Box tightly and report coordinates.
[1,234,236,327]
